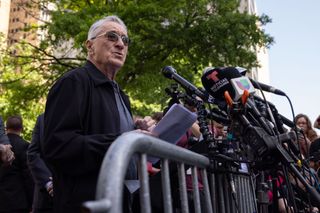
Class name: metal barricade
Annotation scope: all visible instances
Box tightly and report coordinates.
[83,132,212,213]
[211,171,257,213]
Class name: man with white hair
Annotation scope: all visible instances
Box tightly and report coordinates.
[43,15,154,212]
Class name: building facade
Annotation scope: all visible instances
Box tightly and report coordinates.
[0,0,42,47]
[239,0,270,87]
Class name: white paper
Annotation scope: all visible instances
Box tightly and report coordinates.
[148,103,197,164]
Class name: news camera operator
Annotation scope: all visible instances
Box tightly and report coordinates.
[43,15,155,213]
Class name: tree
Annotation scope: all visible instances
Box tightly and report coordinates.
[0,0,273,139]
[45,0,273,112]
[0,31,54,139]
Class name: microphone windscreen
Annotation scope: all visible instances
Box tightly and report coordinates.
[162,66,176,79]
[235,67,247,75]
[201,67,242,101]
[203,67,215,75]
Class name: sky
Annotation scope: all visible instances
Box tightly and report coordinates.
[255,0,320,132]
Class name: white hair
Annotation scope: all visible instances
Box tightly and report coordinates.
[87,15,127,40]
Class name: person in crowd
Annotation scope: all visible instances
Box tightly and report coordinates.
[27,114,53,213]
[151,112,163,123]
[309,131,320,177]
[309,140,320,174]
[212,120,227,139]
[0,116,14,166]
[295,113,318,142]
[0,116,10,145]
[294,113,318,157]
[42,15,155,212]
[0,115,34,213]
[310,115,320,176]
[314,115,320,130]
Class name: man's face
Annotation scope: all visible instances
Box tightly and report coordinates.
[87,22,128,71]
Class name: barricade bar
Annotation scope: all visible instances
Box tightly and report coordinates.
[83,132,210,213]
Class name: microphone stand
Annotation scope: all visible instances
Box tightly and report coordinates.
[235,105,320,210]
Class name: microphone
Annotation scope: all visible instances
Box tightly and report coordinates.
[249,78,286,96]
[201,67,255,101]
[202,67,275,134]
[162,66,211,102]
[201,67,239,101]
[198,87,215,104]
[205,108,230,125]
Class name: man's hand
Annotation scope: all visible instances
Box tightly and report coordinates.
[46,178,54,197]
[134,116,156,131]
[0,144,15,166]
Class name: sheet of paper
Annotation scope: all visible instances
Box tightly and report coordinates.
[148,103,197,164]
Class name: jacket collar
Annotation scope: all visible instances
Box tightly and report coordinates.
[84,60,113,87]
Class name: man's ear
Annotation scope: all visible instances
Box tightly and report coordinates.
[86,40,94,53]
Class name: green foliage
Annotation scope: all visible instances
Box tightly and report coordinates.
[0,39,46,140]
[0,0,274,135]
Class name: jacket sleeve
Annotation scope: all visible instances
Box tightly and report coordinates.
[27,114,52,188]
[19,143,35,209]
[43,77,119,176]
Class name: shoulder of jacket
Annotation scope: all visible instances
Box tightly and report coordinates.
[52,66,90,90]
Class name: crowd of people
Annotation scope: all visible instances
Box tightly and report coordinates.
[1,14,320,213]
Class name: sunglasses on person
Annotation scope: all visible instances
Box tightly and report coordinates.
[91,31,130,46]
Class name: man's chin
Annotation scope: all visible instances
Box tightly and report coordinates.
[110,60,125,69]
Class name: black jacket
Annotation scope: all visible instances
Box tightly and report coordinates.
[27,114,53,212]
[43,61,131,212]
[0,133,34,212]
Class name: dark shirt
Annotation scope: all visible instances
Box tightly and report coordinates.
[43,61,134,213]
[112,81,135,132]
[0,133,34,212]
